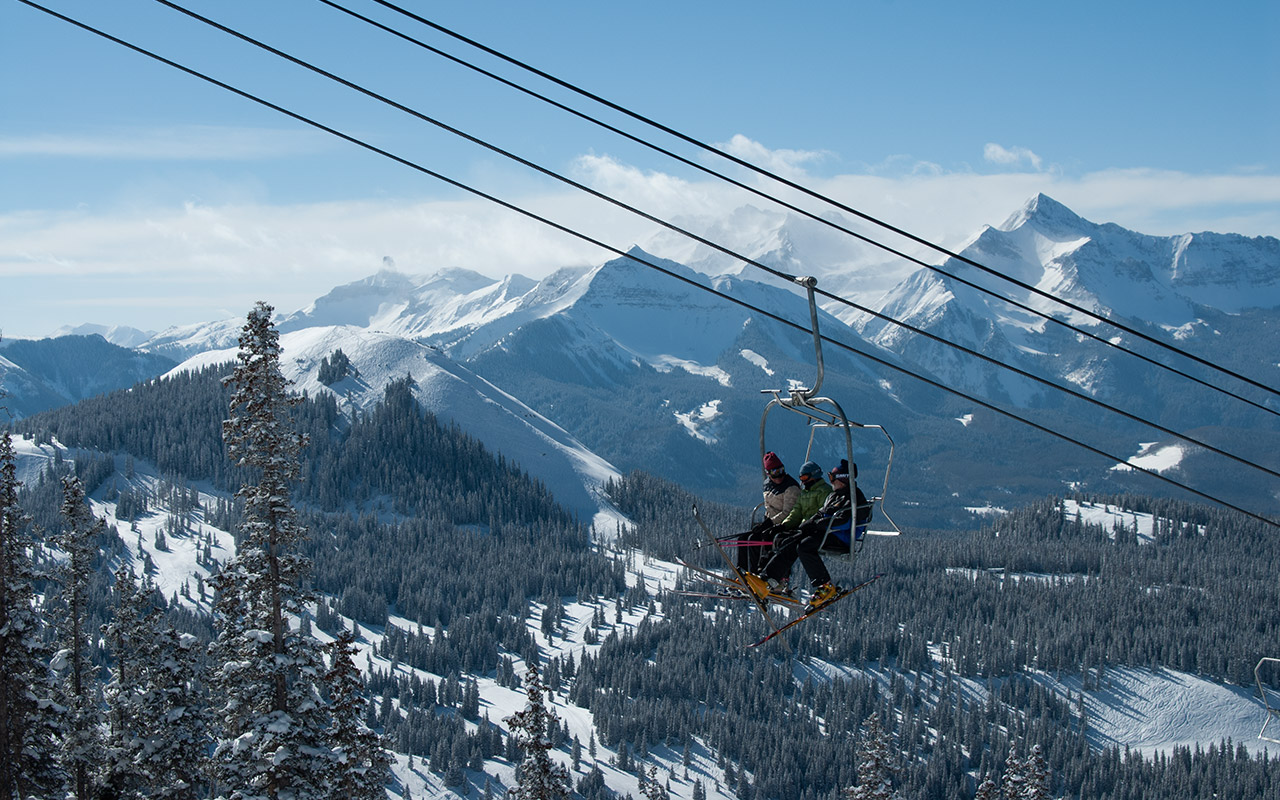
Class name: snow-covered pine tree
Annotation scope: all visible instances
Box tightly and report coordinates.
[639,765,670,800]
[103,562,212,800]
[843,713,896,800]
[142,626,212,799]
[999,746,1025,800]
[0,430,62,796]
[323,626,393,800]
[1020,744,1050,800]
[54,474,107,800]
[210,301,331,799]
[505,661,571,800]
[973,776,999,800]
[101,562,152,799]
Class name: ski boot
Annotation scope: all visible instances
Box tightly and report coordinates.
[806,582,840,612]
[743,572,772,602]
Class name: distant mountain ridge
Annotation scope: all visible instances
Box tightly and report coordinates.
[7,195,1279,526]
[0,335,176,420]
[858,194,1280,413]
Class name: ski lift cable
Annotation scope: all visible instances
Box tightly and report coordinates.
[359,0,1280,405]
[310,0,1280,421]
[128,0,1280,484]
[18,0,1279,531]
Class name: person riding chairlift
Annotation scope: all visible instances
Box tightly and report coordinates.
[734,451,801,575]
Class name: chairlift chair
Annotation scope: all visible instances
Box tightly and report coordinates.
[1255,657,1280,743]
[758,276,900,565]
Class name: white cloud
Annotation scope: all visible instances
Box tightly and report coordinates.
[0,126,329,160]
[983,143,1044,171]
[571,154,725,218]
[2,154,1278,338]
[716,134,831,180]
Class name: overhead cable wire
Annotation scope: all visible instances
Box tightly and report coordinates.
[141,0,1280,482]
[316,0,1280,420]
[16,0,1278,530]
[361,0,1280,407]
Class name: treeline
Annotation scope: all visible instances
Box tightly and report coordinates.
[19,368,572,529]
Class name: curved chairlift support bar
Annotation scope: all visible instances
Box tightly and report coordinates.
[1255,658,1280,744]
[758,276,901,538]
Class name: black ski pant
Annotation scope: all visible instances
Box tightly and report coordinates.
[736,519,776,574]
[762,518,848,587]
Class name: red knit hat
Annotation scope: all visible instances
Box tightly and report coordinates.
[762,451,784,472]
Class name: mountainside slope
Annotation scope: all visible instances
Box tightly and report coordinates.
[171,325,624,529]
[860,194,1280,402]
[0,334,176,420]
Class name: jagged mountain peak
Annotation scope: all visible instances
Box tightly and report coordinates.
[998,192,1091,237]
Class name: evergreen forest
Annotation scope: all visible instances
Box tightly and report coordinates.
[5,357,1280,799]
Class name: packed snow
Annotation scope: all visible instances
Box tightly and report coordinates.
[1063,498,1163,543]
[1110,442,1186,476]
[739,348,774,376]
[674,399,724,444]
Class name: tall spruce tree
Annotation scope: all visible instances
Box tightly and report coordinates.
[323,626,392,800]
[54,474,107,799]
[844,714,897,800]
[101,562,151,799]
[999,746,1026,800]
[1020,744,1050,800]
[0,430,62,796]
[210,301,331,799]
[506,661,571,800]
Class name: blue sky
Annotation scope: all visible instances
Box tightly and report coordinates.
[3,0,1278,339]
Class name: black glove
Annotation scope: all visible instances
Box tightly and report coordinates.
[751,519,775,536]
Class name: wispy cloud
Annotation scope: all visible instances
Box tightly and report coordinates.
[716,135,831,180]
[2,149,1278,338]
[983,143,1044,171]
[0,125,329,160]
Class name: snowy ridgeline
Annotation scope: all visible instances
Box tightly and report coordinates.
[14,436,1278,799]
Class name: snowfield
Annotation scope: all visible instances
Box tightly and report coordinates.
[1032,666,1272,756]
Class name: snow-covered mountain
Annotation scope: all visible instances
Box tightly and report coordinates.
[276,267,545,344]
[153,249,918,522]
[170,325,625,531]
[0,334,176,420]
[858,194,1280,411]
[402,248,922,509]
[48,322,156,348]
[642,204,911,305]
[139,316,246,362]
[12,195,1280,525]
